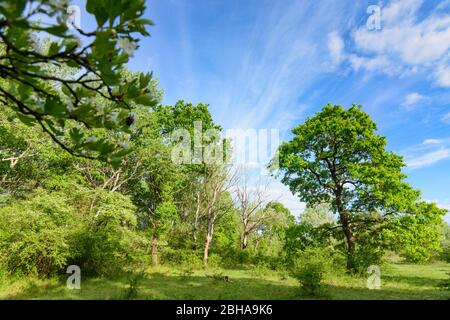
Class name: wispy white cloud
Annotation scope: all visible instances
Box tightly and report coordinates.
[434,63,450,87]
[330,0,450,87]
[348,54,400,76]
[407,149,450,169]
[403,138,450,169]
[327,31,345,66]
[401,92,428,110]
[209,1,362,131]
[442,111,450,123]
[423,139,443,145]
[437,0,450,11]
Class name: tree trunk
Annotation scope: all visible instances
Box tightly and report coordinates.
[192,224,198,250]
[203,222,214,268]
[192,210,199,250]
[203,233,212,268]
[335,189,356,272]
[255,238,260,251]
[151,233,159,266]
[240,231,249,249]
[340,211,356,272]
[192,193,201,250]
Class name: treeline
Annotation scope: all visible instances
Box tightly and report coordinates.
[0,0,297,279]
[1,92,449,280]
[0,80,296,277]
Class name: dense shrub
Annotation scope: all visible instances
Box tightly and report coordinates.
[0,190,79,276]
[215,247,281,270]
[352,245,386,274]
[69,191,149,276]
[291,248,332,297]
[160,247,203,268]
[352,232,387,274]
[283,223,343,268]
[439,224,450,262]
[0,188,148,277]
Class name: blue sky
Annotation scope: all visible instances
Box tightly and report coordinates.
[75,0,450,220]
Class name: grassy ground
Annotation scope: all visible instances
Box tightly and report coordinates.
[1,262,449,300]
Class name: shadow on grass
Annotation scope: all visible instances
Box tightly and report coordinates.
[138,273,300,300]
[324,284,450,300]
[382,274,443,288]
[3,272,300,300]
[5,276,129,300]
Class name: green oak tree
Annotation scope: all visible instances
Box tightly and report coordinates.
[273,104,446,271]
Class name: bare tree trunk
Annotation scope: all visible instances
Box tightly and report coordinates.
[203,233,212,268]
[235,177,271,251]
[255,238,260,251]
[192,194,200,250]
[192,223,198,250]
[203,221,214,268]
[240,230,249,249]
[151,233,159,266]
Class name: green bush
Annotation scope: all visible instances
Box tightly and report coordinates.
[293,262,325,297]
[283,222,340,268]
[353,244,386,274]
[70,191,148,276]
[0,190,79,276]
[161,247,203,268]
[217,247,282,270]
[122,270,146,300]
[0,188,147,278]
[290,248,333,297]
[249,263,272,277]
[439,224,450,263]
[207,254,223,269]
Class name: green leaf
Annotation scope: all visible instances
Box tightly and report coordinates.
[44,96,66,117]
[16,112,36,126]
[134,94,155,106]
[48,42,61,56]
[86,0,108,26]
[69,128,84,145]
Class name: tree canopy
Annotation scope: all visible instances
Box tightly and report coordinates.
[274,104,446,271]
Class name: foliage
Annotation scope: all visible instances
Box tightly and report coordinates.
[160,248,203,268]
[384,202,445,263]
[291,248,332,297]
[283,222,342,266]
[439,223,450,262]
[0,189,80,276]
[71,190,148,276]
[0,0,156,162]
[122,270,146,300]
[0,184,147,277]
[300,203,336,227]
[273,104,445,271]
